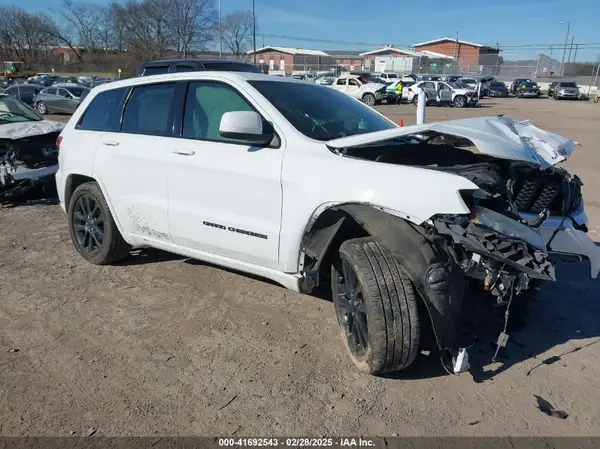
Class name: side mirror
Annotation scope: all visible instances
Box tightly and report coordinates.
[219,111,274,146]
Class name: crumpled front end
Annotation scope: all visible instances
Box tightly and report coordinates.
[0,131,61,202]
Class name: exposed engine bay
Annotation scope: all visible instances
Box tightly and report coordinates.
[330,118,599,373]
[0,122,63,202]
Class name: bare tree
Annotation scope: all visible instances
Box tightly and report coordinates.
[221,10,254,56]
[0,7,57,65]
[167,0,216,58]
[119,0,174,60]
[58,0,103,56]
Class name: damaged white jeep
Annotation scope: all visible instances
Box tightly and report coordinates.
[56,72,599,376]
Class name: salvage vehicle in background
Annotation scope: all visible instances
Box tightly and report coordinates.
[509,77,533,95]
[515,81,541,98]
[33,84,91,115]
[0,93,63,202]
[56,72,599,378]
[486,81,509,97]
[407,80,478,107]
[552,81,580,100]
[331,74,387,106]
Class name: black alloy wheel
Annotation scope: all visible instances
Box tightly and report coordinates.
[72,193,105,256]
[335,258,369,358]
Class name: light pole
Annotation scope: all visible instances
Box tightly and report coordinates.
[218,0,222,58]
[560,20,570,76]
[252,0,256,64]
[567,35,574,64]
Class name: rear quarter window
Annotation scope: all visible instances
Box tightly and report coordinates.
[77,87,128,132]
[142,66,170,76]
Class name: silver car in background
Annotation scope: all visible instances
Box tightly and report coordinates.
[552,81,580,100]
[32,83,91,115]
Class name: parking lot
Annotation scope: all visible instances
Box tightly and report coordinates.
[2,97,600,437]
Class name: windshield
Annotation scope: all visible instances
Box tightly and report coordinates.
[522,82,536,88]
[460,78,476,84]
[490,82,506,87]
[560,82,577,88]
[249,81,395,141]
[0,94,42,122]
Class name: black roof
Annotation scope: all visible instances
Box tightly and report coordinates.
[141,59,251,66]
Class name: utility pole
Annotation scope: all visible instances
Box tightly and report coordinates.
[560,20,570,76]
[573,44,579,63]
[252,0,257,64]
[218,0,222,58]
[567,35,575,64]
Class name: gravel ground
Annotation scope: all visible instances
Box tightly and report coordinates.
[1,97,600,437]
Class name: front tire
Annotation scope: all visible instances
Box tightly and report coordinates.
[68,182,131,265]
[331,237,420,375]
[454,95,467,108]
[362,93,376,106]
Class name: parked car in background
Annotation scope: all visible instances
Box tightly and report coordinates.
[515,81,541,98]
[487,81,509,97]
[5,84,42,105]
[90,78,116,88]
[548,81,560,97]
[552,81,580,100]
[26,75,55,87]
[315,76,335,86]
[419,74,443,81]
[331,75,387,106]
[139,59,262,76]
[509,78,533,95]
[52,76,79,85]
[375,72,400,82]
[476,76,495,97]
[443,75,461,83]
[407,80,478,107]
[33,84,91,115]
[385,79,416,103]
[456,77,478,90]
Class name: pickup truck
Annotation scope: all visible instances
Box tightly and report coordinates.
[56,71,600,378]
[330,75,387,106]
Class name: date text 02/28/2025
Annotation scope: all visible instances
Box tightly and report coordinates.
[217,438,375,447]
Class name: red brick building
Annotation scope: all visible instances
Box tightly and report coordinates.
[247,46,334,75]
[412,37,501,72]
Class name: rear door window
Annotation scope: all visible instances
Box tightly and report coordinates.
[121,83,176,136]
[77,87,128,131]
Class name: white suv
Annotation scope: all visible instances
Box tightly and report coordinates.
[56,71,599,377]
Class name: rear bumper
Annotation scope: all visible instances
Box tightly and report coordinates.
[55,170,66,213]
[556,93,579,99]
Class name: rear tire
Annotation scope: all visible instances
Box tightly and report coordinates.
[331,237,420,375]
[68,182,131,265]
[35,101,47,115]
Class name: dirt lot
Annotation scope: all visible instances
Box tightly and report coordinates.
[2,98,600,437]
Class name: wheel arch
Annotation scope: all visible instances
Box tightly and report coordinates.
[300,202,465,374]
[64,173,131,245]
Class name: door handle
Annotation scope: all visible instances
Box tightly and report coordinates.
[172,148,195,156]
[101,140,120,147]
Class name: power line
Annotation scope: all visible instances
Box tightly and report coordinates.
[256,32,600,51]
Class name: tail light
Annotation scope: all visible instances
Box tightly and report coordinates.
[56,135,63,153]
[408,87,413,93]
